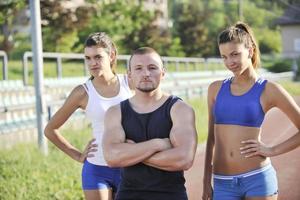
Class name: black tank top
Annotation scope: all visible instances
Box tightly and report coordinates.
[117,95,187,199]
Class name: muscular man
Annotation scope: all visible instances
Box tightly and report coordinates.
[102,47,197,200]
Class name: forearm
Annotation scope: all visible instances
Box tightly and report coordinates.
[104,139,165,167]
[203,151,213,184]
[203,136,214,183]
[143,145,196,171]
[143,125,197,171]
[271,131,300,156]
[45,128,81,162]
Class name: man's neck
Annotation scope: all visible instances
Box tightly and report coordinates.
[130,89,167,113]
[136,88,163,101]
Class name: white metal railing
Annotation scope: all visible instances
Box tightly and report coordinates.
[22,51,223,85]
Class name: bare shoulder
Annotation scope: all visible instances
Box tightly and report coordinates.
[263,80,291,100]
[209,80,223,89]
[69,84,88,99]
[106,103,122,118]
[266,80,283,91]
[207,80,223,103]
[60,84,87,107]
[171,98,195,116]
[264,80,300,127]
[108,103,121,112]
[263,80,297,109]
[208,80,223,94]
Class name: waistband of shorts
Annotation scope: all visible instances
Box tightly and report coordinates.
[213,163,272,180]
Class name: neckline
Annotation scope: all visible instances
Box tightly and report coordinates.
[90,75,121,100]
[127,95,172,115]
[228,77,259,97]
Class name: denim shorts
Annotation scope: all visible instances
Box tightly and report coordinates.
[213,164,278,200]
[82,160,121,191]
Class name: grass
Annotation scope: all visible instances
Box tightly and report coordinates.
[187,96,208,143]
[0,127,93,200]
[278,80,300,96]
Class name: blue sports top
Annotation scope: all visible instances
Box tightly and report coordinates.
[214,77,267,128]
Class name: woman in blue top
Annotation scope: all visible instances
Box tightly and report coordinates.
[202,22,300,200]
[45,32,132,200]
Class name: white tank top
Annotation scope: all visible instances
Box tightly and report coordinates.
[82,74,132,166]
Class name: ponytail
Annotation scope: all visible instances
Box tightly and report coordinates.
[218,21,260,68]
[235,22,260,68]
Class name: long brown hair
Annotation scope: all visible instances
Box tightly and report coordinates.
[218,21,260,68]
[84,32,117,79]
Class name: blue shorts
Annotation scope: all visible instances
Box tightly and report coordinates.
[82,160,121,191]
[213,164,278,200]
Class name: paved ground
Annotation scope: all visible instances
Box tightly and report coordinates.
[184,97,300,200]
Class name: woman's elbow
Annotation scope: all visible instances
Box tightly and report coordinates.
[44,125,53,139]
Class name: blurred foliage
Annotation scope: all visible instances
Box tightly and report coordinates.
[40,0,92,52]
[75,0,155,54]
[0,0,27,54]
[171,0,225,57]
[9,33,31,59]
[267,59,293,72]
[170,0,285,56]
[74,0,185,56]
[0,0,297,58]
[241,1,283,54]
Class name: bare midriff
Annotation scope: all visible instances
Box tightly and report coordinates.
[213,124,270,175]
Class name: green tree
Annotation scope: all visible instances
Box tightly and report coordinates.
[172,0,225,57]
[40,0,92,52]
[124,22,185,57]
[75,0,153,54]
[171,0,284,56]
[172,1,207,57]
[75,0,184,56]
[0,0,27,54]
[242,0,283,54]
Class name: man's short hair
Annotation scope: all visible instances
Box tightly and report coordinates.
[128,47,163,70]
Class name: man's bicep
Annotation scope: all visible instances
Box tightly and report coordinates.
[170,101,197,147]
[103,106,126,146]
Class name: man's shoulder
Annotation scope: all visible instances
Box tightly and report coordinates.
[171,98,194,114]
[107,103,122,115]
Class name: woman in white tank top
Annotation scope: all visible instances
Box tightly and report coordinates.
[45,32,132,200]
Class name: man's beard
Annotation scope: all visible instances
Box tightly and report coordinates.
[136,86,156,93]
